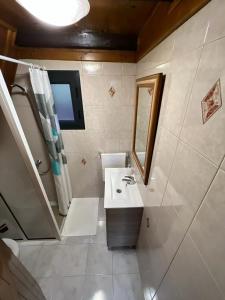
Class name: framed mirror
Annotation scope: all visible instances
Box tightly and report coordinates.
[132,73,164,185]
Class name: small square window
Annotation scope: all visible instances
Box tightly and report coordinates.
[48,70,85,130]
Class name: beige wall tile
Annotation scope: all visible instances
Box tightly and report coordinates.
[172,4,210,58]
[118,138,132,152]
[155,235,224,300]
[205,0,225,43]
[66,152,103,198]
[137,36,174,76]
[190,169,225,296]
[135,1,225,299]
[16,60,135,198]
[221,156,225,171]
[81,75,106,107]
[138,206,187,293]
[162,142,217,227]
[122,63,137,76]
[83,106,106,133]
[102,62,123,75]
[82,62,103,75]
[162,49,202,137]
[23,59,83,72]
[181,37,225,166]
[137,128,178,207]
[122,76,136,107]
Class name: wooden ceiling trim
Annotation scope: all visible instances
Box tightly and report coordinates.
[14,46,136,63]
[0,19,16,32]
[137,0,211,60]
[0,23,17,89]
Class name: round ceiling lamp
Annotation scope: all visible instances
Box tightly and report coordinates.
[16,0,90,27]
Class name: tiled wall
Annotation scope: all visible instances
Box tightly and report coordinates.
[135,0,225,299]
[17,61,136,198]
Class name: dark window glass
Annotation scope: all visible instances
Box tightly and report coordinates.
[48,71,85,130]
[51,84,75,121]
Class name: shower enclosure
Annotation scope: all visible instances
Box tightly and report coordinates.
[0,69,60,240]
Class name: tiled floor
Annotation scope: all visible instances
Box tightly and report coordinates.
[19,199,144,300]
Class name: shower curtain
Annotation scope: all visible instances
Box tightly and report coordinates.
[29,68,72,216]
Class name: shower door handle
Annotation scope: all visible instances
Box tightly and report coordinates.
[35,159,42,169]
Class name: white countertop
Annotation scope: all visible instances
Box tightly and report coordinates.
[104,168,143,209]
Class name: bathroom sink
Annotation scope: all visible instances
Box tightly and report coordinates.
[104,168,143,209]
[104,168,143,248]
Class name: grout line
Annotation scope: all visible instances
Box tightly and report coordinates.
[190,234,225,299]
[151,155,223,300]
[148,43,222,294]
[159,133,179,207]
[159,43,216,208]
[177,47,204,138]
[204,33,225,47]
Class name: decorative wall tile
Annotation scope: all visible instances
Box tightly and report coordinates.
[108,86,116,97]
[201,79,222,124]
[181,37,225,166]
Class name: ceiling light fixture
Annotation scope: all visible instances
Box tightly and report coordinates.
[16,0,90,27]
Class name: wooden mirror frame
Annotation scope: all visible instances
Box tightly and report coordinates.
[132,73,164,185]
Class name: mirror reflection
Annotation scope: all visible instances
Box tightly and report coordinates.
[135,87,153,169]
[132,73,163,185]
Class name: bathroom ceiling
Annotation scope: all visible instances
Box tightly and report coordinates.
[0,0,173,50]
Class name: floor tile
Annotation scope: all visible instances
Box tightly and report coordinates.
[55,244,89,276]
[98,198,106,221]
[112,249,139,275]
[113,274,144,300]
[86,244,112,275]
[83,275,113,300]
[19,240,45,246]
[19,245,42,274]
[61,235,91,245]
[52,276,85,300]
[33,245,59,278]
[37,277,54,300]
[89,220,106,245]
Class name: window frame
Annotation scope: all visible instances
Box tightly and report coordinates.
[48,70,85,130]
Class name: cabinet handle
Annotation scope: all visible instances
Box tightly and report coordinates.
[146,217,150,228]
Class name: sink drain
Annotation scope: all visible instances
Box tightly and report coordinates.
[116,189,122,193]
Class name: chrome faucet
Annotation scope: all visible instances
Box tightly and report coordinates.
[122,175,136,185]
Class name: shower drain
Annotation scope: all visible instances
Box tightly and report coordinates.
[116,189,122,193]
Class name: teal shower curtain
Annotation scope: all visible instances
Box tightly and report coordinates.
[29,68,72,216]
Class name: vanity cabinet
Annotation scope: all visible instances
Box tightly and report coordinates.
[106,207,143,249]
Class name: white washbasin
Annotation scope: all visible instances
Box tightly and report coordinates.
[104,168,143,209]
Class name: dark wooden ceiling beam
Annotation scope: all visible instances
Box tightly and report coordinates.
[15,30,137,51]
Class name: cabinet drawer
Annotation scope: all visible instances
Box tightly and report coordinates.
[107,222,140,234]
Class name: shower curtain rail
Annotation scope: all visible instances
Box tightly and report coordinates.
[0,54,44,70]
